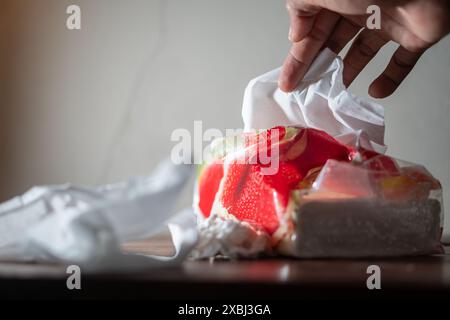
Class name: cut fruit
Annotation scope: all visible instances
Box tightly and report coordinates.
[197,160,223,218]
[220,162,283,234]
[196,126,353,234]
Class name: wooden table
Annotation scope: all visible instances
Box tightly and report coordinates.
[1,233,449,300]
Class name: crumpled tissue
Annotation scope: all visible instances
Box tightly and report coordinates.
[0,160,197,272]
[242,48,385,152]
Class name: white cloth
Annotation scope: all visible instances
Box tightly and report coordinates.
[242,48,386,153]
[0,160,197,272]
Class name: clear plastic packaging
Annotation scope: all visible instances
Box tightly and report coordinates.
[194,127,443,258]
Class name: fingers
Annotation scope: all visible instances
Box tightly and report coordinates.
[369,46,423,98]
[323,18,362,54]
[279,10,340,92]
[286,2,317,42]
[375,10,430,53]
[342,29,388,87]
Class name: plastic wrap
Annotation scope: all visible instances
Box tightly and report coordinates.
[193,127,443,258]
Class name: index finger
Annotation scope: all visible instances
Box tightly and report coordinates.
[279,10,340,92]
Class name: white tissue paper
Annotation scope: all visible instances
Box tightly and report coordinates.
[0,160,197,272]
[242,48,385,152]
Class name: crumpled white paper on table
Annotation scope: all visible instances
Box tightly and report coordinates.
[0,49,386,269]
[0,160,198,272]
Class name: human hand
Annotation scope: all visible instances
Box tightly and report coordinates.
[279,0,450,98]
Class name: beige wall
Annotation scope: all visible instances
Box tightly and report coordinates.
[1,0,450,235]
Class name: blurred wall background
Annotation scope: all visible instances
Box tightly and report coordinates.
[1,0,449,235]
